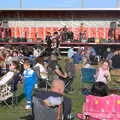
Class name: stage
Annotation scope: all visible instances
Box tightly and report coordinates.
[0,41,120,46]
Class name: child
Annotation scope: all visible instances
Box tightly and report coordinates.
[23,60,38,109]
[96,61,111,84]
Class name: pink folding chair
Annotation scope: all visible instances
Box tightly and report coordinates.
[76,113,100,120]
[77,94,120,120]
[115,95,120,119]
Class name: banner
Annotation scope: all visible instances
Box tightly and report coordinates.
[0,27,116,41]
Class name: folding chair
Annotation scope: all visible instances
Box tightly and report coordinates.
[0,84,13,107]
[77,94,120,120]
[80,68,96,95]
[32,96,63,120]
[39,78,51,91]
[64,77,74,93]
[0,71,19,107]
[33,66,51,90]
[81,68,96,83]
[76,113,100,120]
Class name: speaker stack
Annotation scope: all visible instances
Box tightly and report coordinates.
[88,37,95,43]
[2,20,9,40]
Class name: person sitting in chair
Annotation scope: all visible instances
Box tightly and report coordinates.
[34,57,48,79]
[33,57,49,89]
[48,55,68,81]
[95,61,111,84]
[91,81,109,97]
[34,79,72,120]
[0,61,20,86]
[77,81,109,120]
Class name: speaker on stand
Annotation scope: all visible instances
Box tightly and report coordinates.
[88,37,95,43]
[2,20,9,42]
[109,21,116,42]
[0,20,2,40]
[110,22,116,30]
[3,20,8,29]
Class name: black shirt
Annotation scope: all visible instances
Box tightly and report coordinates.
[112,55,120,68]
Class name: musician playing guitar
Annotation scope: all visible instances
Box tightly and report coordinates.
[79,23,86,42]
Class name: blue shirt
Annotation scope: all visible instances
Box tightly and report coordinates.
[68,48,74,58]
[90,48,96,56]
[73,53,82,64]
[23,68,37,88]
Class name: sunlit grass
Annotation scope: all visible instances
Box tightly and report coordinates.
[0,57,84,120]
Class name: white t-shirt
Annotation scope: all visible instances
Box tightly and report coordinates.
[34,63,48,79]
[96,68,110,84]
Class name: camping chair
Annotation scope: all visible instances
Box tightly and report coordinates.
[32,96,63,120]
[80,68,96,95]
[33,66,51,90]
[0,84,13,107]
[77,94,120,120]
[0,71,20,107]
[63,76,74,93]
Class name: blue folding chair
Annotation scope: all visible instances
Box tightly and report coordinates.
[80,68,96,95]
[81,68,96,83]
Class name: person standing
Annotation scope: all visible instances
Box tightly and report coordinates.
[23,60,38,109]
[45,32,52,56]
[67,47,75,59]
[79,23,85,42]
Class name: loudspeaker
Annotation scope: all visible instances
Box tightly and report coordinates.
[0,20,2,26]
[88,37,95,43]
[110,22,116,29]
[2,20,8,28]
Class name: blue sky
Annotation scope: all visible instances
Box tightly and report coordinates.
[0,0,117,8]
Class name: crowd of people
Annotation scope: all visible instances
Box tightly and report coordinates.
[0,44,120,120]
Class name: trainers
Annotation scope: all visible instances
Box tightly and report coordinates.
[24,105,32,110]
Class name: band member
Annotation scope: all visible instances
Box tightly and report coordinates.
[108,29,115,41]
[108,22,116,41]
[60,26,68,42]
[52,32,60,48]
[45,32,52,56]
[79,23,85,42]
[51,32,61,56]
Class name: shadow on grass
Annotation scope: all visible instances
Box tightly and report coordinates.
[17,93,24,104]
[20,114,33,120]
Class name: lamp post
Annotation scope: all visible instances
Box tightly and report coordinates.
[20,0,23,8]
[81,0,84,8]
[116,0,120,8]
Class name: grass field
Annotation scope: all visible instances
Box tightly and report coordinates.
[0,71,84,120]
[0,58,88,120]
[0,57,119,120]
